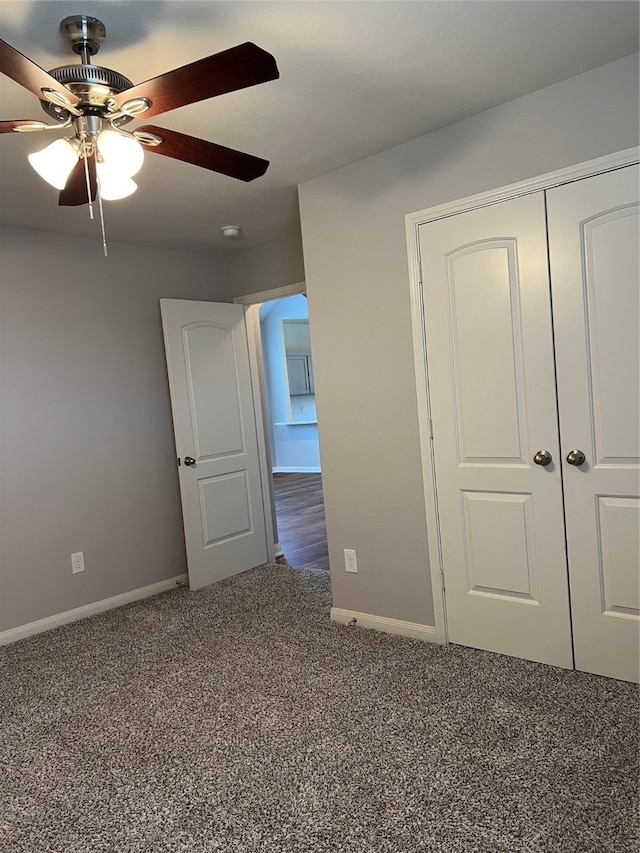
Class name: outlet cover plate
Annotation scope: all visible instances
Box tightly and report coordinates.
[71,551,85,574]
[344,549,358,573]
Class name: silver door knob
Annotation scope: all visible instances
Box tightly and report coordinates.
[533,449,552,466]
[183,456,196,467]
[566,449,586,466]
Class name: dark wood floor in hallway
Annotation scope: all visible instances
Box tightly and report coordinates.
[272,473,329,572]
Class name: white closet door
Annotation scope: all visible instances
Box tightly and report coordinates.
[419,193,573,668]
[547,165,640,682]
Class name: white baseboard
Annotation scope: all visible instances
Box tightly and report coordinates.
[272,466,322,474]
[274,542,284,558]
[331,607,441,643]
[0,574,189,647]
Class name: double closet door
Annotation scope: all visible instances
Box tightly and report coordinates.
[419,165,639,682]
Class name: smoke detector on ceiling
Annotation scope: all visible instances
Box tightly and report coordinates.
[221,225,241,238]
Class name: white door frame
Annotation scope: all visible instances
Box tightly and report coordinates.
[233,281,307,558]
[405,147,639,646]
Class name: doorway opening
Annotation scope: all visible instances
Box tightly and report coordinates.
[272,473,328,572]
[235,286,329,573]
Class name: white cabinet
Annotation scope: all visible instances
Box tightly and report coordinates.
[286,354,314,396]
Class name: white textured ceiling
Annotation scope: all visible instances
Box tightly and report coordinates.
[0,1,637,257]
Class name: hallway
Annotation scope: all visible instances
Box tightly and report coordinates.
[272,473,329,572]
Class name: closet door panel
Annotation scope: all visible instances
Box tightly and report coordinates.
[547,164,640,682]
[419,192,573,668]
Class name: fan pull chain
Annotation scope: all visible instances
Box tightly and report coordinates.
[94,170,109,258]
[81,142,94,221]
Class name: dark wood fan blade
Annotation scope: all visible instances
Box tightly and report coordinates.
[0,120,48,133]
[137,125,269,182]
[113,42,278,119]
[59,155,96,206]
[0,38,80,106]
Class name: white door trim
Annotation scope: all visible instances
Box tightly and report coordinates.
[243,301,277,564]
[233,281,306,305]
[233,282,309,563]
[406,148,639,231]
[405,147,640,647]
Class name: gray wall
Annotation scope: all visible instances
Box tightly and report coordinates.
[297,54,639,627]
[0,227,228,632]
[224,233,306,297]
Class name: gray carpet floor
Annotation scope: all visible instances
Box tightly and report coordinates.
[0,564,638,853]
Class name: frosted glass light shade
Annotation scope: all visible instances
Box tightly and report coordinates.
[28,139,79,189]
[97,130,144,177]
[96,163,137,200]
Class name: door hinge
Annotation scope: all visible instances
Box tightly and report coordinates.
[440,569,446,592]
[428,418,434,439]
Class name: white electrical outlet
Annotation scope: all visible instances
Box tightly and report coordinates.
[344,548,358,573]
[71,551,85,574]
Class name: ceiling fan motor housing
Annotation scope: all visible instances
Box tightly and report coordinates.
[40,16,133,125]
[40,64,135,124]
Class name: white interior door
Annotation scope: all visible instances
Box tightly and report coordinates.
[547,165,640,682]
[419,192,574,668]
[161,299,271,590]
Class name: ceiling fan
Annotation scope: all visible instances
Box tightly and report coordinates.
[0,14,279,208]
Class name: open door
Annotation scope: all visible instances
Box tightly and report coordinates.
[161,299,271,590]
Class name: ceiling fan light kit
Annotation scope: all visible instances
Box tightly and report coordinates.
[96,169,137,201]
[97,129,144,176]
[28,136,80,189]
[29,129,144,196]
[0,13,279,254]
